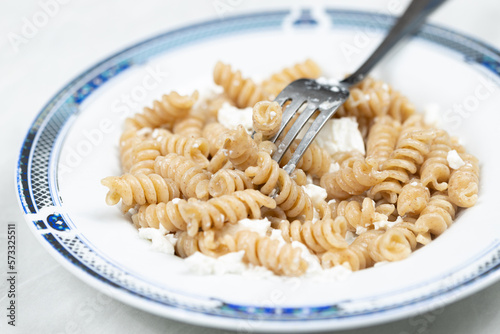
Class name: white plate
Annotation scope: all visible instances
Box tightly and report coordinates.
[16,8,500,332]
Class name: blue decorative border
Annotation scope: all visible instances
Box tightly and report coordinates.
[15,8,500,327]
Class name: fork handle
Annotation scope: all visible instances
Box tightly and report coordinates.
[341,0,447,87]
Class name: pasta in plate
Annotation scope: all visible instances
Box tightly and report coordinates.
[102,59,480,276]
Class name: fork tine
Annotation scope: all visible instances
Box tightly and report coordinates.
[272,103,318,164]
[282,102,344,175]
[268,98,306,143]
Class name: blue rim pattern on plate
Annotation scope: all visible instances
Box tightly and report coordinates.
[15,8,500,328]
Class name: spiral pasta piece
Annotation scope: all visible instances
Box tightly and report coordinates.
[448,153,479,208]
[366,116,402,166]
[173,115,205,138]
[279,217,348,254]
[397,179,430,216]
[369,227,415,262]
[369,115,435,203]
[203,122,231,157]
[252,101,282,138]
[101,173,180,207]
[175,229,234,258]
[126,91,198,130]
[420,130,452,191]
[246,152,314,220]
[181,190,276,236]
[234,230,308,276]
[132,201,186,232]
[213,61,268,108]
[333,197,394,231]
[152,129,210,167]
[223,125,259,170]
[119,128,153,172]
[415,192,457,245]
[154,153,211,200]
[321,230,379,271]
[387,90,416,122]
[281,140,331,177]
[208,169,254,197]
[207,149,232,174]
[320,154,385,200]
[261,59,321,98]
[339,85,391,119]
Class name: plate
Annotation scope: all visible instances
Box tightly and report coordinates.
[16,8,500,332]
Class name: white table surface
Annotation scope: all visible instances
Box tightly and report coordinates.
[1,0,500,333]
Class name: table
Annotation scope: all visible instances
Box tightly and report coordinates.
[1,0,499,333]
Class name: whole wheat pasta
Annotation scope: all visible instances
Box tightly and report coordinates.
[213,61,268,108]
[252,101,282,138]
[448,153,479,208]
[245,151,314,220]
[203,122,231,157]
[262,59,321,98]
[279,217,348,254]
[175,229,234,258]
[397,179,430,216]
[103,62,480,276]
[366,116,402,166]
[320,154,385,200]
[101,173,180,207]
[208,169,254,197]
[281,140,331,177]
[154,153,211,200]
[420,130,452,191]
[415,192,457,245]
[223,125,259,170]
[125,91,198,130]
[369,115,436,203]
[234,230,308,276]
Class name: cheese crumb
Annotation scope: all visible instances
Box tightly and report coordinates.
[447,150,465,169]
[138,228,177,255]
[302,184,327,206]
[329,162,340,173]
[314,117,365,155]
[373,216,402,230]
[217,102,253,133]
[221,218,271,237]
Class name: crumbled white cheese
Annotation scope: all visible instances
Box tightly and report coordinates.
[373,216,402,230]
[423,103,442,127]
[291,240,352,281]
[217,102,253,133]
[329,162,340,173]
[171,198,181,204]
[221,218,271,237]
[356,226,367,235]
[185,251,247,275]
[138,228,177,255]
[302,184,327,206]
[314,117,365,155]
[410,181,418,186]
[345,231,357,245]
[306,174,314,185]
[447,150,465,169]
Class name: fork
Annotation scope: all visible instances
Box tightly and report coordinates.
[269,0,447,175]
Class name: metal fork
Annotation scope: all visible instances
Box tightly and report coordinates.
[270,0,447,175]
